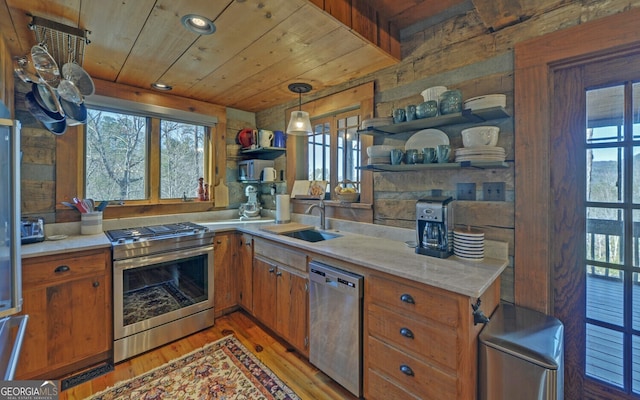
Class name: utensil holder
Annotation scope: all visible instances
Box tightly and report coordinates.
[81,211,103,235]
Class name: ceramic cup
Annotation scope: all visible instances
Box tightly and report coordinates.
[405,149,418,164]
[416,100,438,118]
[437,144,451,163]
[423,147,437,163]
[390,149,404,165]
[405,104,417,121]
[392,108,406,124]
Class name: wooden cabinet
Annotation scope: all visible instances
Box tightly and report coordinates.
[252,238,309,355]
[364,272,500,400]
[16,248,112,379]
[236,233,253,312]
[213,232,236,316]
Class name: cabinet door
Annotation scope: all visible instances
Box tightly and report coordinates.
[17,274,110,379]
[236,233,253,311]
[213,233,236,314]
[276,268,308,355]
[252,256,277,328]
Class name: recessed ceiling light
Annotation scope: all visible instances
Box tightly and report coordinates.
[151,82,172,91]
[181,14,216,35]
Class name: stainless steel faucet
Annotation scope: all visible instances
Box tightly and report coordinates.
[305,199,326,230]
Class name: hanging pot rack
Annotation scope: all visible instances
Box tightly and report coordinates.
[28,15,91,68]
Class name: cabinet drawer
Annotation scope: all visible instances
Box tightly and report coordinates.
[365,368,421,400]
[367,274,459,327]
[367,303,457,373]
[23,250,108,286]
[367,335,456,399]
[254,238,307,271]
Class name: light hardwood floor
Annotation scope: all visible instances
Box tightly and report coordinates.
[60,310,357,400]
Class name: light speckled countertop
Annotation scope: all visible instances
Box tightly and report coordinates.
[20,213,507,298]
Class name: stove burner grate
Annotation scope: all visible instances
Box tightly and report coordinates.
[105,222,207,243]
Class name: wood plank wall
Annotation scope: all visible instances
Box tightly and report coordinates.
[257,0,640,304]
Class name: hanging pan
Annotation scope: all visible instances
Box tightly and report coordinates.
[30,45,61,88]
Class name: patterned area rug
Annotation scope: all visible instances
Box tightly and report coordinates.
[87,335,300,400]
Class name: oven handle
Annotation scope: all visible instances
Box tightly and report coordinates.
[113,245,214,271]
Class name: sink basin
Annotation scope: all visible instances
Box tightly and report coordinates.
[281,229,341,242]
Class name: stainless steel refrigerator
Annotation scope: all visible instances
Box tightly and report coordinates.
[0,103,28,380]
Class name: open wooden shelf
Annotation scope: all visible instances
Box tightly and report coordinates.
[358,161,510,171]
[357,107,510,135]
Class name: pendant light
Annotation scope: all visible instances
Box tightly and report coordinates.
[286,83,313,136]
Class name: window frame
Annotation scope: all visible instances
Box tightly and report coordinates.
[83,106,213,204]
[307,111,362,200]
[55,81,227,222]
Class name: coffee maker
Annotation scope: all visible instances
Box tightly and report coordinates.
[416,196,454,258]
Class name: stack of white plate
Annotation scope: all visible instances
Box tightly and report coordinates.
[453,229,485,260]
[455,146,505,162]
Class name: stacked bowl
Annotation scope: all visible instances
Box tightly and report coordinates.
[455,126,505,162]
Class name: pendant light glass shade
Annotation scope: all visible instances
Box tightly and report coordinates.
[286,83,313,136]
[287,110,313,136]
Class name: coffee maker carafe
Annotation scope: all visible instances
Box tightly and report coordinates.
[416,196,453,258]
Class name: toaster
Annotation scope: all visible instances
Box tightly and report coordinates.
[21,217,45,244]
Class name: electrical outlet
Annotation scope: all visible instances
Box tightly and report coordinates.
[457,183,476,200]
[483,182,506,201]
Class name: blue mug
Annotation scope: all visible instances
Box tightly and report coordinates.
[273,130,286,148]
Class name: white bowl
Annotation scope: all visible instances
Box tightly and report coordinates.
[421,86,447,102]
[366,145,396,157]
[461,126,500,147]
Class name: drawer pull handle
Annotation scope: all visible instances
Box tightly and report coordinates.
[54,265,70,273]
[400,364,415,376]
[269,268,276,273]
[93,281,100,288]
[400,293,415,304]
[400,327,414,339]
[216,240,222,244]
[276,271,282,277]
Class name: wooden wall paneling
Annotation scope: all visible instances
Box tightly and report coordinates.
[322,0,352,29]
[351,0,377,46]
[514,7,640,313]
[470,0,566,31]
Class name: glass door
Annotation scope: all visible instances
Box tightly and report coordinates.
[585,83,640,393]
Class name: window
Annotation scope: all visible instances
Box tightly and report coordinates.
[85,107,210,202]
[308,111,361,198]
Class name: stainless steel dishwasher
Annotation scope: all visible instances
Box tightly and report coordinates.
[309,261,363,398]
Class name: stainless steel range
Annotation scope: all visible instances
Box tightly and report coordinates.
[106,222,215,362]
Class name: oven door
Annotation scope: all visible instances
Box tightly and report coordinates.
[113,245,214,340]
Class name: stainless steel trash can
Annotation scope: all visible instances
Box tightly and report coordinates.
[479,302,564,400]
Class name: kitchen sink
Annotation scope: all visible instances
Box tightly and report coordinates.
[281,229,341,242]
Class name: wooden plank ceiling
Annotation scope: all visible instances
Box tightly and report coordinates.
[0,0,527,112]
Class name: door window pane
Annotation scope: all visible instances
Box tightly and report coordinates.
[634,335,640,394]
[587,86,624,143]
[634,146,640,204]
[587,207,624,265]
[586,323,624,388]
[86,109,147,201]
[586,265,624,326]
[160,121,205,199]
[587,147,623,203]
[633,83,640,140]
